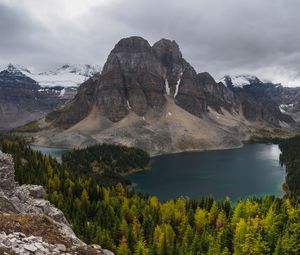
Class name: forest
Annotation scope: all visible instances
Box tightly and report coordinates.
[279,136,300,197]
[0,135,300,255]
[62,144,149,175]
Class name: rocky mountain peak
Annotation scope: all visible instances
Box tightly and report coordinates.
[0,64,38,85]
[6,64,22,74]
[2,64,28,78]
[111,36,152,53]
[152,38,183,64]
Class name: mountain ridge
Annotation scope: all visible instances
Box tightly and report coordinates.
[0,64,100,130]
[1,63,100,88]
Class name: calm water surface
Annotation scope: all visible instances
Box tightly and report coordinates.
[30,144,68,159]
[128,144,285,201]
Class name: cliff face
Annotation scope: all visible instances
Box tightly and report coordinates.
[0,151,114,255]
[51,37,242,127]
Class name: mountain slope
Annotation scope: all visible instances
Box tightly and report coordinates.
[222,74,300,124]
[0,64,99,130]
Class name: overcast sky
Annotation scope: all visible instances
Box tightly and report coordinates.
[1,0,300,87]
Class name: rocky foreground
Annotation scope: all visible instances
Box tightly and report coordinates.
[0,151,113,255]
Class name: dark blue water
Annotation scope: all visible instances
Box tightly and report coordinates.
[128,144,285,201]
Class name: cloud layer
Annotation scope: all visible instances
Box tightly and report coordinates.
[1,0,300,87]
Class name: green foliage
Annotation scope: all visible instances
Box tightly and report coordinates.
[62,143,150,175]
[279,136,300,196]
[61,143,150,186]
[1,135,300,254]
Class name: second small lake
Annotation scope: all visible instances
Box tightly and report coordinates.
[30,144,68,160]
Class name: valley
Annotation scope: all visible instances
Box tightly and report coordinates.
[2,1,300,254]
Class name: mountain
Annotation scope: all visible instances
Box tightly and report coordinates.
[30,36,299,155]
[0,64,99,130]
[0,150,113,255]
[222,74,300,123]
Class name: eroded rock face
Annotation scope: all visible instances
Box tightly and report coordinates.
[53,36,230,125]
[197,72,239,113]
[0,151,114,255]
[0,151,16,193]
[99,36,166,120]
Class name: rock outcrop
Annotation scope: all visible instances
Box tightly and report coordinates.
[0,151,114,255]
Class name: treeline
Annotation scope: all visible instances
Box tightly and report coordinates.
[1,135,300,254]
[279,136,300,197]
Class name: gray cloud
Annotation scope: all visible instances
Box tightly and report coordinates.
[1,0,300,86]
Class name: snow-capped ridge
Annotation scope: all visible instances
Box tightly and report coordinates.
[1,64,100,88]
[220,74,263,88]
[40,64,101,77]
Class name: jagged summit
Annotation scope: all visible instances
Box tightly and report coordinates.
[152,38,183,61]
[2,64,29,77]
[0,64,37,84]
[111,36,152,53]
[6,64,23,74]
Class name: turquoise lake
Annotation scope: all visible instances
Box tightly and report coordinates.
[128,143,285,201]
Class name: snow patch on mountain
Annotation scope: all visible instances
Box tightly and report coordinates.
[165,79,170,95]
[174,72,183,98]
[279,104,294,113]
[220,74,262,88]
[2,64,100,88]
